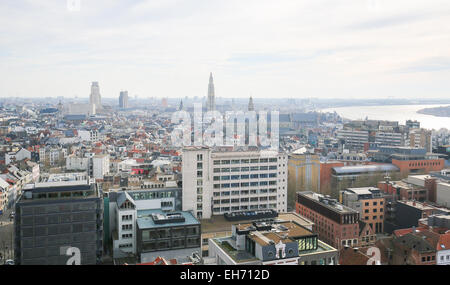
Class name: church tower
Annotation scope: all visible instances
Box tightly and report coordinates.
[206,72,215,112]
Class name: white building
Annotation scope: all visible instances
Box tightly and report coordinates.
[5,148,31,165]
[182,147,288,220]
[77,129,99,142]
[92,154,110,180]
[66,156,89,171]
[112,192,137,257]
[336,129,369,150]
[437,182,450,208]
[89,81,102,112]
[109,186,182,258]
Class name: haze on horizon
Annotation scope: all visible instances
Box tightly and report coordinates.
[1,0,450,100]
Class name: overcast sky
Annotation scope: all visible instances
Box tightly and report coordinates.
[1,0,450,99]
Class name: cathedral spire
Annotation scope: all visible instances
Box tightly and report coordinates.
[207,72,215,112]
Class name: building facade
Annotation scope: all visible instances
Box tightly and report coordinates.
[340,187,385,233]
[182,147,288,219]
[296,191,360,249]
[14,181,103,265]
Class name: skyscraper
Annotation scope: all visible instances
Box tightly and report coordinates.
[206,72,215,112]
[248,96,254,111]
[89,82,102,112]
[119,91,129,109]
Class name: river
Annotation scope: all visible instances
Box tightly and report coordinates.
[321,104,450,130]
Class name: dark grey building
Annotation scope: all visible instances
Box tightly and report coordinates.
[14,181,103,265]
[135,209,201,263]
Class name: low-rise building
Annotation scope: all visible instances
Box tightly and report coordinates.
[207,218,338,265]
[296,191,360,249]
[340,187,385,233]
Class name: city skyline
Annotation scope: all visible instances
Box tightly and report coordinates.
[1,1,450,99]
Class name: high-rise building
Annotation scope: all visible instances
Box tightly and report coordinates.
[119,91,129,109]
[89,82,102,112]
[206,73,215,112]
[182,147,288,220]
[14,180,103,265]
[248,96,254,111]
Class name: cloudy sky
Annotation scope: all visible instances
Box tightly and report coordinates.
[1,0,450,99]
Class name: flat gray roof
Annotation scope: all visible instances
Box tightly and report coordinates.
[136,209,200,229]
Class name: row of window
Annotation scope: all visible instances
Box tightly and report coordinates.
[213,189,277,196]
[214,181,277,188]
[129,191,176,200]
[214,166,278,173]
[364,208,383,213]
[363,215,383,220]
[122,224,133,231]
[408,161,440,167]
[364,201,383,206]
[213,204,277,212]
[121,215,132,221]
[213,196,277,204]
[21,223,98,238]
[214,173,277,180]
[213,158,278,165]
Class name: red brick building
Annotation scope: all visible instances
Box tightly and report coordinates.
[391,158,444,176]
[296,191,360,250]
[319,161,344,194]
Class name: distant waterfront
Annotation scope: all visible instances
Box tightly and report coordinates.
[321,104,450,130]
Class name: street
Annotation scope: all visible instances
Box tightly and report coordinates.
[0,207,15,264]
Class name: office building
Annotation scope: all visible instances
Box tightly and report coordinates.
[136,209,201,263]
[14,181,103,265]
[119,91,129,109]
[89,81,102,111]
[182,147,288,219]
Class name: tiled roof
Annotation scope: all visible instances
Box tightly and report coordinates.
[437,233,450,251]
[339,247,370,265]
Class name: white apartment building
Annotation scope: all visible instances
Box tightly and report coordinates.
[375,131,404,147]
[336,129,369,150]
[5,148,31,165]
[113,192,137,257]
[66,156,89,171]
[92,154,110,180]
[182,147,288,220]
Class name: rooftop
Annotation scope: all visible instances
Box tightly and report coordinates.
[201,212,313,234]
[333,164,399,175]
[299,191,357,214]
[136,209,200,230]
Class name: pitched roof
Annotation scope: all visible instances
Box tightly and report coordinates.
[437,232,450,251]
[339,247,370,265]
